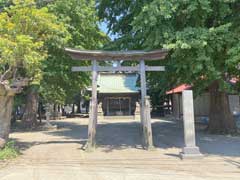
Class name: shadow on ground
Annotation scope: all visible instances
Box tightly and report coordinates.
[47,120,143,152]
[12,118,240,157]
[152,119,240,157]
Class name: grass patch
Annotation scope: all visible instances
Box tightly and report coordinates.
[0,141,19,160]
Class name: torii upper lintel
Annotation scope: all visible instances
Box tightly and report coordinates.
[65,48,168,61]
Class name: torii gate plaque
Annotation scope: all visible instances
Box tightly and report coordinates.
[65,48,168,150]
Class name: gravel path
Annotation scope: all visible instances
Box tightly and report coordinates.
[0,117,239,180]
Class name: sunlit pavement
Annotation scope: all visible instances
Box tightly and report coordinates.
[0,117,239,180]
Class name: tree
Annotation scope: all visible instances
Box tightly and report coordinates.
[40,0,108,106]
[22,0,108,127]
[0,0,11,9]
[97,0,240,134]
[0,0,67,144]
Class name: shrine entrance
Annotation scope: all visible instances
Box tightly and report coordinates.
[65,48,168,150]
[107,97,131,116]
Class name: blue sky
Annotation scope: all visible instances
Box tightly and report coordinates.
[99,21,118,40]
[99,22,108,34]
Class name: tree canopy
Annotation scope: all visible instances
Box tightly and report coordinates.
[1,0,238,134]
[98,0,240,133]
[98,0,240,91]
[0,0,68,86]
[40,0,108,105]
[0,0,69,139]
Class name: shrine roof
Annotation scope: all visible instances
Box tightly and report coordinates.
[65,48,168,61]
[166,84,192,94]
[88,73,139,94]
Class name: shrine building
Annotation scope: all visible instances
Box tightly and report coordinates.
[92,73,140,117]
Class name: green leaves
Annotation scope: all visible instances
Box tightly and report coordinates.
[40,0,108,104]
[98,0,240,95]
[0,0,68,85]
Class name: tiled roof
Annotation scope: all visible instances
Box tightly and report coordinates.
[166,84,192,94]
[166,78,239,95]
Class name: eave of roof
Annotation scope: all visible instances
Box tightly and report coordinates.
[99,92,139,94]
[166,84,192,94]
[166,78,239,95]
[65,48,168,61]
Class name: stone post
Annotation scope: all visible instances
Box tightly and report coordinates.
[44,103,56,129]
[45,104,52,124]
[134,101,141,121]
[180,90,202,159]
[98,101,104,121]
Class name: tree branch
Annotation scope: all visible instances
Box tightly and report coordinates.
[0,67,13,82]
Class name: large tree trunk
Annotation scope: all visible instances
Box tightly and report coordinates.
[0,78,28,148]
[72,104,75,114]
[208,81,237,134]
[38,102,42,124]
[77,101,81,113]
[0,95,14,147]
[22,87,39,128]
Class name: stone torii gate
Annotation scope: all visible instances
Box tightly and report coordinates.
[65,48,202,158]
[65,48,168,150]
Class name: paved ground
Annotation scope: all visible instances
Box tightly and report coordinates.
[0,117,240,180]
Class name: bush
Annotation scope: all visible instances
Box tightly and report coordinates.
[0,141,19,160]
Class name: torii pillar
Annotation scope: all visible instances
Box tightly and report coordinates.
[87,60,98,150]
[140,60,153,149]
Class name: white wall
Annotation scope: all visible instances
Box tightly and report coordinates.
[229,95,240,115]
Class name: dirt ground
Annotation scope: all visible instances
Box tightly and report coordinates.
[0,117,239,180]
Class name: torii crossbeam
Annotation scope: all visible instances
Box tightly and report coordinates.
[65,48,168,150]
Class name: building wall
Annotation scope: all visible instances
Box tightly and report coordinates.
[172,94,181,119]
[229,95,240,115]
[172,93,240,118]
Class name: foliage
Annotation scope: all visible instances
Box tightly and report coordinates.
[0,0,68,86]
[97,0,240,133]
[40,0,108,105]
[97,0,240,95]
[0,0,11,9]
[0,141,19,160]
